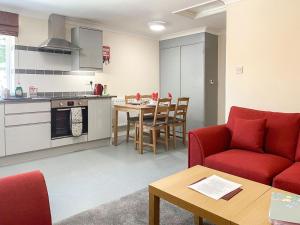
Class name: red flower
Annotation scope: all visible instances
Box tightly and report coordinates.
[135,92,141,101]
[168,92,172,99]
[152,92,159,101]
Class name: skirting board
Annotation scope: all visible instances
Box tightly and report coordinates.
[0,138,111,167]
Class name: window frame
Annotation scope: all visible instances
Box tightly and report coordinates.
[0,34,15,94]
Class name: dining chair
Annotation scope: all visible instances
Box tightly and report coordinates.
[134,98,171,154]
[124,94,152,142]
[168,97,189,148]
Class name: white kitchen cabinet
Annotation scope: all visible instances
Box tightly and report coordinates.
[5,123,51,156]
[5,102,50,114]
[88,99,112,141]
[5,112,50,126]
[0,105,5,157]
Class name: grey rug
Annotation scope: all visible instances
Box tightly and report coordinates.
[55,188,211,225]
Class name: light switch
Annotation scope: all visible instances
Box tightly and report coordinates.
[236,66,244,75]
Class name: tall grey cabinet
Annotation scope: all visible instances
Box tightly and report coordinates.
[160,33,218,130]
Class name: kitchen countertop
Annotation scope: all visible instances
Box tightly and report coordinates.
[0,95,117,103]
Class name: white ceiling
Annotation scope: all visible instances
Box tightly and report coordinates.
[0,0,227,39]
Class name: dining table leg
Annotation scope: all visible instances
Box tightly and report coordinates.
[113,108,118,146]
[139,109,144,154]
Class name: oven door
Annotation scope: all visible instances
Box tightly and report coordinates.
[51,107,88,139]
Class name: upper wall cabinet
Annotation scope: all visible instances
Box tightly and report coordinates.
[71,27,103,71]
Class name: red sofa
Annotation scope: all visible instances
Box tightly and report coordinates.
[188,106,300,194]
[0,171,52,225]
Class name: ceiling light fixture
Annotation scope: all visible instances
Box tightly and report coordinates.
[148,21,166,32]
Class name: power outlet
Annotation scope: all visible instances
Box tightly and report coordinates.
[236,66,244,75]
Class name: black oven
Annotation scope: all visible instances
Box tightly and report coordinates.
[51,99,88,139]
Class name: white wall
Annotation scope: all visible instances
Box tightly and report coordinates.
[226,0,300,114]
[218,30,226,124]
[95,31,159,96]
[15,15,159,96]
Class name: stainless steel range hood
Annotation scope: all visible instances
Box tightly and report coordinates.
[40,14,80,51]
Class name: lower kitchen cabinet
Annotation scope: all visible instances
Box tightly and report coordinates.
[5,123,51,155]
[0,105,5,157]
[88,99,112,141]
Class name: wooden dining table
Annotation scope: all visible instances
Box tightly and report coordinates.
[113,103,175,154]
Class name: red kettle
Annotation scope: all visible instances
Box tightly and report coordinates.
[94,84,103,96]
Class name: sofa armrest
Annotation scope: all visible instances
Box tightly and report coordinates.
[0,171,52,225]
[188,124,231,167]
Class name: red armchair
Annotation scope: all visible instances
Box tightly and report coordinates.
[0,171,52,225]
[189,106,300,193]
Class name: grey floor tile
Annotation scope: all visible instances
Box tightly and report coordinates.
[0,137,188,222]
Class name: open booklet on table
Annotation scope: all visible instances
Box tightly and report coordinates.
[188,175,242,200]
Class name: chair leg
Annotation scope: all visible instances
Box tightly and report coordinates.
[172,124,176,149]
[165,126,169,151]
[152,129,157,154]
[126,122,130,143]
[150,130,153,144]
[183,122,187,145]
[135,124,138,150]
[157,130,161,138]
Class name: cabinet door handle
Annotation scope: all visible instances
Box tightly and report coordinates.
[56,108,71,112]
[56,107,85,112]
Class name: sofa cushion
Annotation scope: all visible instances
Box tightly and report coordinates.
[264,112,300,160]
[204,149,293,185]
[230,118,266,153]
[273,163,300,194]
[295,133,300,161]
[227,106,300,160]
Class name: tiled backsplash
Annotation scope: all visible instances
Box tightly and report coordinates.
[15,45,72,54]
[37,91,94,98]
[15,69,94,76]
[14,45,97,93]
[15,44,72,71]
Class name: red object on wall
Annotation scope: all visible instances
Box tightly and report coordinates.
[103,46,110,64]
[0,170,52,225]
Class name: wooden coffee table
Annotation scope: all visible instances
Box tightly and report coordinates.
[231,187,291,225]
[149,165,271,225]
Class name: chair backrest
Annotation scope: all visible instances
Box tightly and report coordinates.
[141,95,152,101]
[125,94,153,119]
[125,94,152,104]
[153,98,171,126]
[125,95,136,104]
[0,171,52,225]
[174,97,189,122]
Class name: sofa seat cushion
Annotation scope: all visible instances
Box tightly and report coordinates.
[204,149,293,185]
[273,163,300,194]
